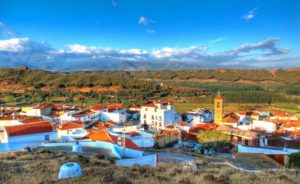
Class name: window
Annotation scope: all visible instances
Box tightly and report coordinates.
[152,115,154,120]
[217,102,220,108]
[244,139,249,146]
[145,108,148,111]
[144,114,146,118]
[159,116,162,120]
[45,135,50,141]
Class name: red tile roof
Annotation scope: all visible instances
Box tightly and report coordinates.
[34,103,52,109]
[91,104,104,111]
[20,117,44,124]
[5,121,54,136]
[110,134,141,151]
[189,123,217,133]
[126,131,139,136]
[56,122,83,130]
[162,129,179,135]
[107,104,125,111]
[273,112,293,117]
[143,101,173,108]
[143,103,156,107]
[178,122,189,127]
[238,111,259,116]
[223,112,240,123]
[87,130,113,142]
[81,130,141,151]
[72,110,95,118]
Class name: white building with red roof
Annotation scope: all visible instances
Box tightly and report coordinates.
[25,104,53,117]
[99,104,127,123]
[187,108,214,125]
[60,110,99,126]
[140,101,180,131]
[56,121,88,140]
[0,120,56,144]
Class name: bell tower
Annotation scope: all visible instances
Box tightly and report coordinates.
[214,90,224,125]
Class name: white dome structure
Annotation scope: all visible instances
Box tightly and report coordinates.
[58,162,82,179]
[72,142,83,153]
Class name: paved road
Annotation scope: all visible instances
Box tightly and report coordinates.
[145,151,195,164]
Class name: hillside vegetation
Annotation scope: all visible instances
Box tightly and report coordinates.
[0,68,299,106]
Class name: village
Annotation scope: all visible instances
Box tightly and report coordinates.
[0,91,300,171]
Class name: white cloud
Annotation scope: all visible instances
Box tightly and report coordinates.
[68,44,94,54]
[232,37,289,55]
[0,38,51,53]
[242,8,258,21]
[119,49,148,55]
[152,46,206,59]
[210,37,228,45]
[138,16,149,25]
[0,37,294,69]
[0,38,28,52]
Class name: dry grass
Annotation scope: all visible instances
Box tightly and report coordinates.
[0,151,299,184]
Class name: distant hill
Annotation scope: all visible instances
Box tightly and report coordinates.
[0,68,299,85]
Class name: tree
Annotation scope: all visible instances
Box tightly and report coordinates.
[289,152,300,168]
[197,130,231,152]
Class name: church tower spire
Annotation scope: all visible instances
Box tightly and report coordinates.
[214,90,224,125]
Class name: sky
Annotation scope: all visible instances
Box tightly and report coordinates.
[0,0,299,69]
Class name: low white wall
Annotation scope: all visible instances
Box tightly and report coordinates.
[8,132,57,143]
[238,144,300,155]
[116,154,157,167]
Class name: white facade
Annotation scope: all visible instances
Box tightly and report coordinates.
[109,130,155,148]
[140,102,178,131]
[60,110,98,122]
[111,125,137,133]
[233,120,276,133]
[57,128,88,139]
[187,109,214,125]
[26,106,52,117]
[100,109,127,123]
[0,131,57,144]
[238,144,300,155]
[0,120,23,127]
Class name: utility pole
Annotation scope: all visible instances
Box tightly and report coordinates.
[122,124,126,157]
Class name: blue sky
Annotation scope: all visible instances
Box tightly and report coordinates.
[0,0,299,69]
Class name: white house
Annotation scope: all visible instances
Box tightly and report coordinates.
[233,120,277,133]
[25,104,53,117]
[60,110,99,125]
[100,104,127,123]
[0,121,56,144]
[56,121,88,140]
[90,104,104,116]
[140,101,180,131]
[187,109,214,125]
